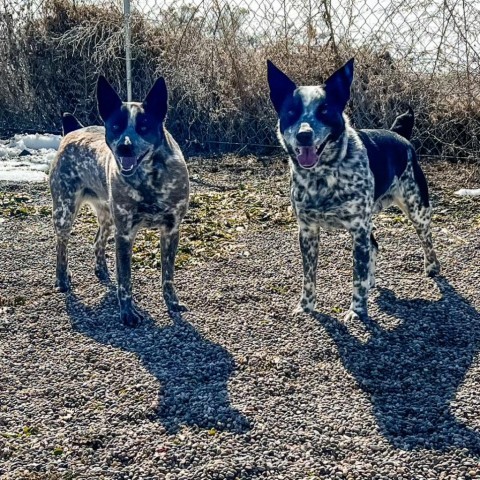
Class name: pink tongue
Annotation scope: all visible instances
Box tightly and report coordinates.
[297,146,317,168]
[119,156,137,170]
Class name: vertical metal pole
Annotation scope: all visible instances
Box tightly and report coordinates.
[124,0,132,101]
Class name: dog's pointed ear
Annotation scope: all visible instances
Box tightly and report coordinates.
[324,58,354,110]
[62,112,84,136]
[267,60,296,113]
[143,77,168,121]
[97,75,122,122]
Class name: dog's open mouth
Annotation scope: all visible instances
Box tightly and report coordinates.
[295,135,331,169]
[117,151,149,176]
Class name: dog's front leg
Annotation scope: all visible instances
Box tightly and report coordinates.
[294,222,320,314]
[346,228,371,321]
[161,229,187,314]
[115,231,143,327]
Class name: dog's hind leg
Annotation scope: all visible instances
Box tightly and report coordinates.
[51,191,81,292]
[294,222,320,314]
[161,228,187,314]
[92,204,113,283]
[395,164,440,277]
[345,227,371,321]
[411,211,440,277]
[398,201,440,277]
[369,232,378,289]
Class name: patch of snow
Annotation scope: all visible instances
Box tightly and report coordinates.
[454,188,480,197]
[0,170,47,182]
[14,133,61,151]
[0,133,61,182]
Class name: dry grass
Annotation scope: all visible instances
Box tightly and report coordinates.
[0,0,478,160]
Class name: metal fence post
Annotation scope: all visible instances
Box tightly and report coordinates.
[124,0,132,102]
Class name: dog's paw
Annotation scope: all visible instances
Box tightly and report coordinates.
[293,303,315,315]
[344,309,359,322]
[55,276,71,293]
[120,305,144,328]
[94,264,111,284]
[344,308,368,323]
[167,302,188,314]
[425,260,441,277]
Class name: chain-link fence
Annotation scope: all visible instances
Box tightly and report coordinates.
[0,0,479,159]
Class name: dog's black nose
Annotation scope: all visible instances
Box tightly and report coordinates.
[296,127,314,146]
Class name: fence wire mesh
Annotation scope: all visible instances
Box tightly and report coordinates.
[0,0,479,159]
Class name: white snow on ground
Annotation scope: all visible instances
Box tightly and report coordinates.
[454,188,480,197]
[0,133,61,182]
[0,170,49,182]
[13,133,60,151]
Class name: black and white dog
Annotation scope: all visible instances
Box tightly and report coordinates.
[267,58,440,320]
[50,76,189,327]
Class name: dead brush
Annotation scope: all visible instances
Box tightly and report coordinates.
[0,0,478,160]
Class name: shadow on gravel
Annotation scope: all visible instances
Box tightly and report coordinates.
[65,289,250,434]
[314,276,480,453]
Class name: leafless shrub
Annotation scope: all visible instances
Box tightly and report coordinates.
[0,0,478,160]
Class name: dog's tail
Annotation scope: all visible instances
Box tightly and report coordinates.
[62,113,84,136]
[390,106,414,140]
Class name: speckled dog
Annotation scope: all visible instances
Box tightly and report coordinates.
[267,58,440,320]
[50,76,189,326]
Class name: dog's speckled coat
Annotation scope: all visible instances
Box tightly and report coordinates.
[50,77,189,326]
[267,59,440,320]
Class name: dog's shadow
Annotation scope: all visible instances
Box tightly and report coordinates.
[65,289,250,434]
[313,276,480,453]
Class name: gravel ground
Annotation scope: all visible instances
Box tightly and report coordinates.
[1,157,480,479]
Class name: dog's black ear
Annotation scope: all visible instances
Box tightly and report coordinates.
[97,75,122,122]
[143,77,168,121]
[324,58,354,110]
[267,60,297,114]
[62,113,84,136]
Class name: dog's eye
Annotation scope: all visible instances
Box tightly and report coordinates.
[287,110,296,117]
[112,124,120,131]
[317,107,328,117]
[139,125,148,133]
